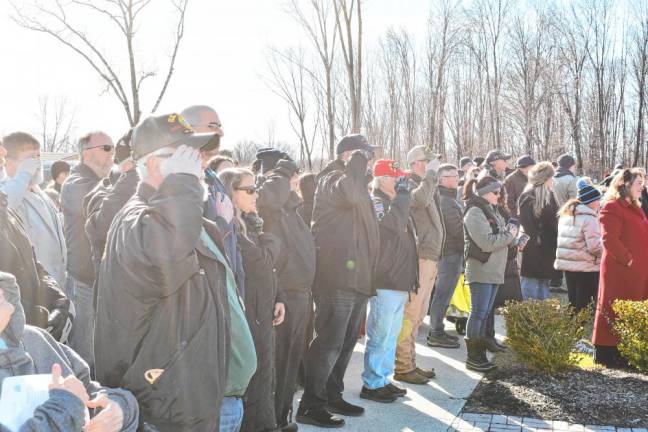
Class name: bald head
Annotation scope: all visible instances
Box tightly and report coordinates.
[181,105,224,136]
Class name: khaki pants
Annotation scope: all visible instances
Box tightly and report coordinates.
[395,258,438,374]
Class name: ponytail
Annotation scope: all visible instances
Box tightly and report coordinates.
[462,178,477,202]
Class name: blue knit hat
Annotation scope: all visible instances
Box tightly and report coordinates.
[577,179,602,204]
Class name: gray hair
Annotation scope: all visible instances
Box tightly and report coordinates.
[371,175,389,191]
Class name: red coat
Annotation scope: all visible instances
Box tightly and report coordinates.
[592,199,648,346]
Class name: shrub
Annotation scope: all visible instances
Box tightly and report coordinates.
[612,299,648,372]
[502,299,590,375]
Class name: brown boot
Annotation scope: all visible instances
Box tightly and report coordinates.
[394,369,430,385]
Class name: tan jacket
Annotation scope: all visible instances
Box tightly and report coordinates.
[554,204,602,273]
[409,169,445,261]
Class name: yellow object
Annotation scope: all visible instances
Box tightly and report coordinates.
[448,273,471,316]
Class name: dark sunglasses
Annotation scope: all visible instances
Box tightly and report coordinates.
[235,185,257,195]
[492,190,501,196]
[89,145,114,152]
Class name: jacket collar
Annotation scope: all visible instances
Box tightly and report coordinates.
[372,188,392,202]
[575,203,597,217]
[72,162,101,182]
[438,185,457,197]
[554,166,574,179]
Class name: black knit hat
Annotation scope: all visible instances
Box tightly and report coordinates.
[557,154,576,169]
[515,155,536,168]
[577,179,602,204]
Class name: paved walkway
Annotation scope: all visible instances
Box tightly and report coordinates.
[294,316,500,432]
[451,414,647,432]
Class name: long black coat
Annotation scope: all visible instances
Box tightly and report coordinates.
[518,188,559,279]
[238,223,283,432]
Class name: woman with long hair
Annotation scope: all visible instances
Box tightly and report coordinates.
[593,168,648,367]
[462,174,517,372]
[518,162,560,300]
[219,167,285,432]
[554,179,603,313]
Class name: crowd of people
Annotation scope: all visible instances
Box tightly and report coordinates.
[0,104,647,432]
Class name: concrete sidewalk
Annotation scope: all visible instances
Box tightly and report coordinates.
[294,316,506,432]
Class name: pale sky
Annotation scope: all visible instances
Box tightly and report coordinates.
[0,0,430,152]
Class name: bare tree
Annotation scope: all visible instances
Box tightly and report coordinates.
[286,0,338,160]
[264,46,319,169]
[36,96,76,153]
[12,0,189,127]
[631,0,648,166]
[333,0,363,133]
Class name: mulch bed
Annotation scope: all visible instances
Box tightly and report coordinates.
[463,350,648,427]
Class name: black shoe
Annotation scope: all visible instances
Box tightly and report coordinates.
[444,331,460,342]
[296,408,344,428]
[360,386,398,403]
[328,398,365,417]
[465,339,496,372]
[280,422,299,432]
[484,337,506,353]
[386,382,407,397]
[415,367,436,379]
[427,333,461,348]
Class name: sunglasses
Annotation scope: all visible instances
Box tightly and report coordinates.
[492,190,501,196]
[235,185,257,195]
[89,145,114,152]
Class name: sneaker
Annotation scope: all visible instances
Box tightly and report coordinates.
[296,408,344,428]
[393,369,429,384]
[415,367,436,379]
[427,334,461,348]
[360,386,398,403]
[328,398,365,417]
[386,383,407,397]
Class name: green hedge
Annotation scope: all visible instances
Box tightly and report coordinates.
[502,299,590,375]
[612,299,648,372]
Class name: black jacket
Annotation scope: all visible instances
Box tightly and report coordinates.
[438,186,464,257]
[257,173,316,293]
[238,221,282,432]
[60,163,101,284]
[84,169,139,275]
[371,189,418,293]
[311,154,380,296]
[504,169,528,218]
[94,175,230,431]
[519,188,559,279]
[0,202,69,330]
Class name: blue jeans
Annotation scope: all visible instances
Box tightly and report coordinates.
[67,276,95,369]
[362,289,408,389]
[220,397,244,432]
[466,282,499,339]
[520,277,551,300]
[429,254,463,337]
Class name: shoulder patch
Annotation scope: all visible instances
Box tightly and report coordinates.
[373,199,385,221]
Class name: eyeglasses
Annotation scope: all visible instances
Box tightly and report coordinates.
[492,190,501,196]
[441,174,460,178]
[89,145,114,152]
[235,185,257,195]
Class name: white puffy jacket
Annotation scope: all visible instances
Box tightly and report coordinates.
[554,203,602,273]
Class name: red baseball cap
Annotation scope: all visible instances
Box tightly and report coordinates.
[373,159,409,178]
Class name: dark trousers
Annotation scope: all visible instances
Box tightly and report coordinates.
[300,290,368,410]
[565,271,599,313]
[275,291,311,425]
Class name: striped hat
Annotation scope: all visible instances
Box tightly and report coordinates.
[577,179,602,204]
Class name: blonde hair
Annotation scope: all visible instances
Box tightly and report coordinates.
[217,167,256,239]
[604,168,645,207]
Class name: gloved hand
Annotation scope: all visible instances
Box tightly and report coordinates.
[215,191,234,224]
[395,176,411,195]
[426,158,441,173]
[17,157,41,177]
[161,145,202,178]
[47,308,73,343]
[274,159,299,179]
[243,212,264,235]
